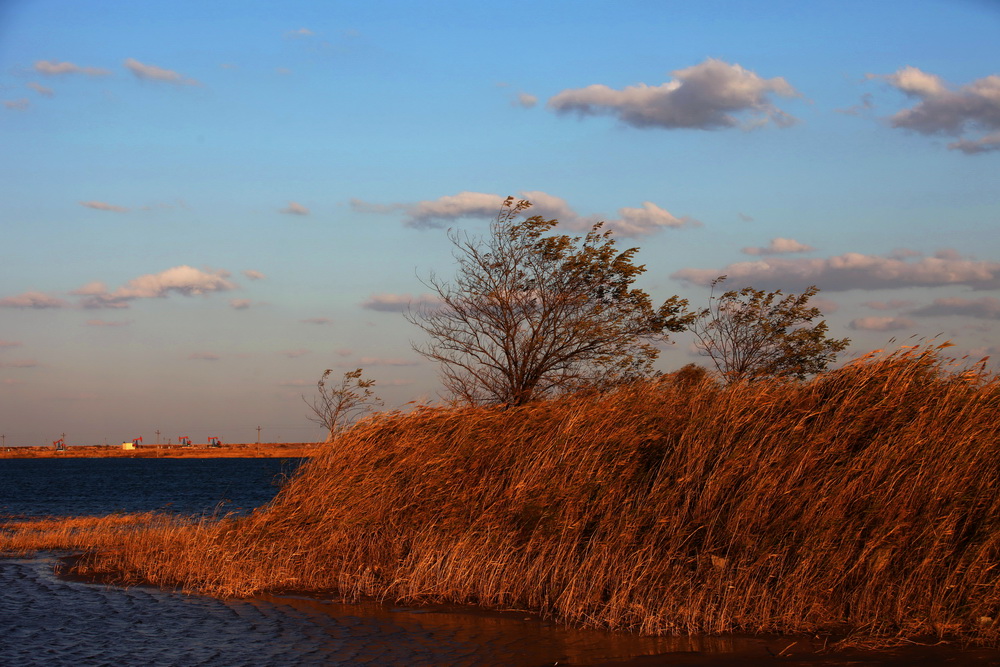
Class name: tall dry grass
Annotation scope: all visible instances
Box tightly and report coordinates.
[5,344,999,644]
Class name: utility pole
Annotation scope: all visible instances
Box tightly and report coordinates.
[1,434,5,448]
[155,429,161,445]
[256,425,262,444]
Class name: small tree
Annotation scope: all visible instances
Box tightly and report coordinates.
[305,368,383,442]
[408,197,693,406]
[689,276,849,384]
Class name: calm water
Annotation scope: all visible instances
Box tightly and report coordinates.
[0,457,300,518]
[2,458,997,666]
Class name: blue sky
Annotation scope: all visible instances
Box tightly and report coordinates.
[1,0,998,446]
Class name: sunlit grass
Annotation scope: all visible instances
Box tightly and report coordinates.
[4,343,999,645]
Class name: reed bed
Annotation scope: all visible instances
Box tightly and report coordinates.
[0,513,178,555]
[6,344,1000,644]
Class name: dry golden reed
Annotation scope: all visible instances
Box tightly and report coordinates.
[4,344,999,644]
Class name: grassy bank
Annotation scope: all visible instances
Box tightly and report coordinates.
[4,344,999,645]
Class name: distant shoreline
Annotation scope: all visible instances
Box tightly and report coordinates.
[0,443,319,459]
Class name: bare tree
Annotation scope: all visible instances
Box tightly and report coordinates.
[305,368,383,442]
[689,276,850,384]
[407,197,693,406]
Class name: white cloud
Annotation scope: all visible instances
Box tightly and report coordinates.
[124,58,200,85]
[285,27,315,38]
[877,66,947,97]
[548,58,799,130]
[611,202,697,236]
[0,291,69,309]
[72,281,108,296]
[4,99,30,111]
[673,250,1000,292]
[514,92,537,108]
[353,190,696,237]
[361,293,443,313]
[242,269,266,280]
[401,191,506,229]
[230,299,252,310]
[909,297,1000,319]
[948,132,1000,155]
[280,201,310,215]
[0,340,21,348]
[281,349,310,358]
[27,82,54,97]
[742,238,816,256]
[517,190,582,223]
[738,212,754,222]
[849,316,915,332]
[34,60,110,76]
[300,317,331,325]
[79,200,128,213]
[76,266,237,309]
[115,267,234,298]
[870,66,1000,154]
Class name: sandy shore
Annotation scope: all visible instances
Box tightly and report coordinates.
[0,443,319,459]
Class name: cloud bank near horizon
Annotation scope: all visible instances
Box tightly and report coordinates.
[673,250,1000,292]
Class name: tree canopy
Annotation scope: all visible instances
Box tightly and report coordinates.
[408,197,693,406]
[305,368,383,442]
[689,277,850,383]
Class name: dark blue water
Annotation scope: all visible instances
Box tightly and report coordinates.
[0,457,300,518]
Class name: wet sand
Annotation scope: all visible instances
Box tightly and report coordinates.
[2,553,998,666]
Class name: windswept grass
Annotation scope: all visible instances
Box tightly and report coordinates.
[0,513,182,554]
[5,344,1000,645]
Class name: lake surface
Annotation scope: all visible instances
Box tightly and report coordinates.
[2,458,997,666]
[0,457,300,518]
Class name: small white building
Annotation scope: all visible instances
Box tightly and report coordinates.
[121,441,135,450]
